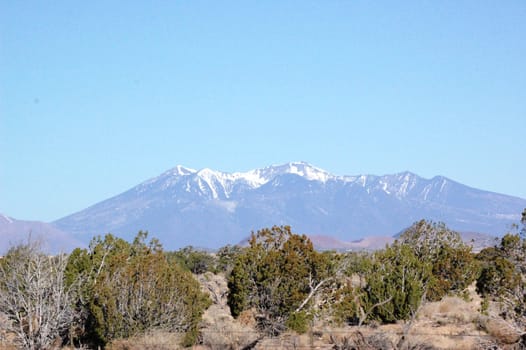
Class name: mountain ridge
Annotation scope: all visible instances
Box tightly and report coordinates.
[0,214,85,254]
[52,162,526,250]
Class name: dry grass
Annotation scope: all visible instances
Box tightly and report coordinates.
[199,307,260,350]
[0,344,17,350]
[237,308,257,328]
[418,296,479,325]
[106,330,184,350]
[267,292,490,350]
[196,272,261,349]
[403,292,486,349]
[326,328,397,350]
[92,280,522,350]
[254,331,336,350]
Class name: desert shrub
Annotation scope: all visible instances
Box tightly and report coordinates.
[399,220,479,301]
[65,232,210,347]
[332,283,361,326]
[330,251,374,326]
[331,243,430,325]
[215,244,244,274]
[227,226,332,335]
[285,311,311,334]
[332,221,478,327]
[476,225,526,327]
[476,253,520,297]
[166,246,217,274]
[363,243,432,323]
[0,241,78,350]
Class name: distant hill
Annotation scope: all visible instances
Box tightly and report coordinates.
[308,231,497,252]
[52,162,525,250]
[308,234,394,251]
[0,214,84,254]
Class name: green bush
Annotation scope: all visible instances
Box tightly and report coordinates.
[66,232,210,347]
[227,226,331,335]
[476,229,526,325]
[285,311,311,334]
[215,244,244,274]
[166,246,217,274]
[399,220,478,301]
[332,221,478,326]
[332,284,361,326]
[363,243,431,323]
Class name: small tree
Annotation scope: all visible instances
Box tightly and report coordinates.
[332,251,374,326]
[363,243,431,323]
[66,232,210,347]
[166,246,217,274]
[227,226,332,335]
[476,221,526,327]
[0,241,78,350]
[333,220,478,328]
[399,220,478,301]
[215,244,244,274]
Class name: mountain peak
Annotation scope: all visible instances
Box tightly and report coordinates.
[52,162,526,250]
[256,161,333,183]
[157,165,196,179]
[174,165,196,176]
[196,167,218,177]
[1,214,14,224]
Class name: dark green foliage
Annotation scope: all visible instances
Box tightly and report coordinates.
[398,220,478,301]
[331,252,372,326]
[476,233,525,297]
[285,311,311,334]
[66,232,210,347]
[363,243,431,323]
[167,246,217,274]
[475,210,526,327]
[215,244,244,274]
[332,283,361,326]
[477,256,520,296]
[227,254,252,318]
[427,243,479,301]
[227,226,331,334]
[334,245,428,326]
[333,220,478,326]
[476,228,526,325]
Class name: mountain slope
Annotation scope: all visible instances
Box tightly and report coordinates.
[0,214,84,254]
[53,162,526,249]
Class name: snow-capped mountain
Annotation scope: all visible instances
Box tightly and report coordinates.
[53,162,526,249]
[136,161,334,199]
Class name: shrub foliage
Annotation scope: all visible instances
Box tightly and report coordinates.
[476,214,526,327]
[333,220,479,326]
[227,225,331,335]
[65,231,210,347]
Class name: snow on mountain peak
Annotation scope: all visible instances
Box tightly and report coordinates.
[196,168,216,178]
[249,161,334,183]
[1,214,13,224]
[174,165,196,176]
[144,164,463,201]
[285,161,333,182]
[176,162,336,199]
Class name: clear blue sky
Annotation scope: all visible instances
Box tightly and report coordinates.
[1,1,525,222]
